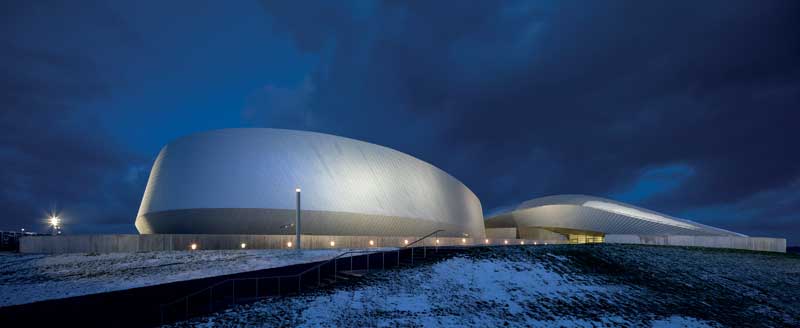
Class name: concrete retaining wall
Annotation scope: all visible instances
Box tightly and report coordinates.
[22,233,783,254]
[605,234,786,253]
[19,234,567,254]
[486,228,517,239]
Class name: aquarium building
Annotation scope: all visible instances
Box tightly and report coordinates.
[135,128,485,239]
[485,194,747,243]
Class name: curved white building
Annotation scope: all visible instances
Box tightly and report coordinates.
[485,194,745,242]
[135,128,484,238]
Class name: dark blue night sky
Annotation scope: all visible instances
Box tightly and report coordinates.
[2,1,799,244]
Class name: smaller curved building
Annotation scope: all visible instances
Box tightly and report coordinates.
[485,194,745,243]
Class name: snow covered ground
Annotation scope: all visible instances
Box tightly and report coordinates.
[167,244,800,327]
[0,248,389,307]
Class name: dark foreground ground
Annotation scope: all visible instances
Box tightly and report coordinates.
[168,244,800,327]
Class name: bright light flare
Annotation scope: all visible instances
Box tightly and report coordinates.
[49,216,60,227]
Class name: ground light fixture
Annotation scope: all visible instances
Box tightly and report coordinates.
[369,240,374,246]
[330,240,335,247]
[190,243,197,250]
[241,243,247,249]
[287,241,293,248]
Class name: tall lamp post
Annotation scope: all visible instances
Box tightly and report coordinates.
[295,188,301,250]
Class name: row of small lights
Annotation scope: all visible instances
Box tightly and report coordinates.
[190,239,382,250]
[189,239,549,250]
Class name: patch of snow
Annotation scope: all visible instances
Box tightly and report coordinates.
[651,316,718,328]
[181,253,636,327]
[546,252,569,262]
[0,248,391,307]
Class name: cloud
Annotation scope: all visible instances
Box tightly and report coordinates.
[0,2,147,233]
[612,164,695,204]
[257,0,800,241]
[243,77,316,129]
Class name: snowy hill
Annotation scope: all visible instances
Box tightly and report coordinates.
[170,244,800,327]
[0,249,381,307]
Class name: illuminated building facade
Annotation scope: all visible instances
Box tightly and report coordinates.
[485,194,745,243]
[135,128,485,238]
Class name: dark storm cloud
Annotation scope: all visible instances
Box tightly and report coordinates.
[0,2,146,233]
[256,1,800,240]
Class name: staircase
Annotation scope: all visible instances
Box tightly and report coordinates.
[159,230,469,325]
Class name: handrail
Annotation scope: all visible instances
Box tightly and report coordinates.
[160,248,382,308]
[296,229,445,278]
[160,229,447,317]
[403,229,444,248]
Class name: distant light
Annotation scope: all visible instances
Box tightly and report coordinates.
[404,239,409,245]
[369,240,374,246]
[190,243,197,250]
[484,239,489,244]
[435,239,440,244]
[544,242,548,245]
[21,228,25,232]
[241,243,247,249]
[330,240,336,247]
[461,238,466,243]
[287,241,293,248]
[295,188,301,193]
[504,240,508,245]
[520,241,525,245]
[534,242,538,245]
[49,216,60,227]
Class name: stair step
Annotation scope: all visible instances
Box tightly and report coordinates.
[333,274,353,281]
[338,270,368,278]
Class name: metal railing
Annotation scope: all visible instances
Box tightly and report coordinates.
[159,230,447,325]
[402,229,443,265]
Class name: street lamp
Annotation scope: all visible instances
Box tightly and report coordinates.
[295,187,301,250]
[50,216,60,235]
